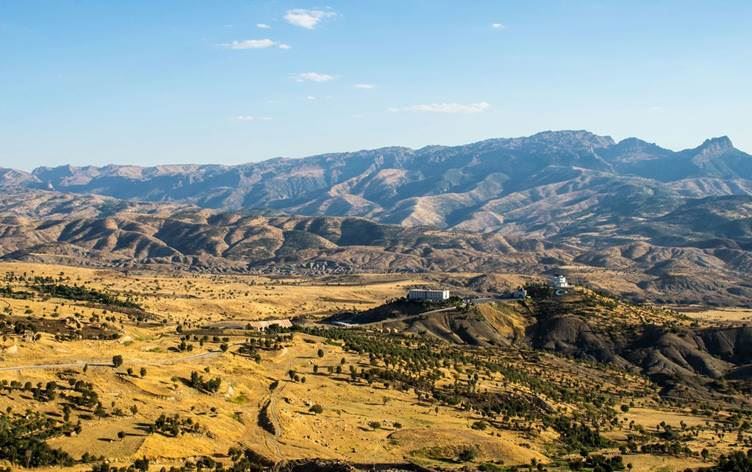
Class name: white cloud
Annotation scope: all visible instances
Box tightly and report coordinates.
[353,83,375,89]
[491,23,505,29]
[222,38,290,50]
[284,9,336,29]
[293,72,335,82]
[256,23,271,29]
[236,115,272,121]
[388,102,491,114]
[306,95,317,100]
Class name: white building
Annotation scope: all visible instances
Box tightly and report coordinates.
[407,289,450,302]
[552,275,570,289]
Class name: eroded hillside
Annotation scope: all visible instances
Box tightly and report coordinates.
[3,190,752,306]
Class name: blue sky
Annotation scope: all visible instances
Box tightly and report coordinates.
[1,0,751,169]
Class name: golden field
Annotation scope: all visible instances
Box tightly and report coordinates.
[0,262,748,471]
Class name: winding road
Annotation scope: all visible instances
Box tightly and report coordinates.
[332,298,520,328]
[331,306,459,328]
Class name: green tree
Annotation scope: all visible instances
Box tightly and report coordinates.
[459,447,478,462]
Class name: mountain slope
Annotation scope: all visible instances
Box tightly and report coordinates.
[0,190,527,275]
[9,131,752,232]
[3,190,752,305]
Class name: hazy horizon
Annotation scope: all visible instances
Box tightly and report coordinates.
[2,0,750,170]
[3,130,748,172]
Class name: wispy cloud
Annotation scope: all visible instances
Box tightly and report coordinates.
[354,83,375,89]
[284,9,336,29]
[388,102,491,114]
[491,23,505,29]
[256,23,271,29]
[222,38,290,50]
[236,115,272,121]
[292,72,336,82]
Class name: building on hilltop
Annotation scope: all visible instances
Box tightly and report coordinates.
[552,275,570,289]
[551,274,571,296]
[407,289,450,302]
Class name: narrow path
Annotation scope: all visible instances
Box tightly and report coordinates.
[356,306,458,326]
[258,378,287,457]
[0,351,222,372]
[337,299,516,328]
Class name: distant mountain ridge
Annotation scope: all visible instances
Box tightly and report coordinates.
[4,130,752,233]
[4,130,752,305]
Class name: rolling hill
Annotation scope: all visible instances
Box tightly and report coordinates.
[3,130,752,305]
[2,189,752,305]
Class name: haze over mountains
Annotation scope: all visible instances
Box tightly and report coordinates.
[5,130,752,231]
[3,130,752,305]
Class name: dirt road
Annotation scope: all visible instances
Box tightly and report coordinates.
[0,351,222,372]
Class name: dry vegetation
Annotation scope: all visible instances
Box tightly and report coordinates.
[0,262,750,471]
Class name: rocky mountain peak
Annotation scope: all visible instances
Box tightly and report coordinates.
[527,130,616,149]
[696,136,734,154]
[2,131,750,230]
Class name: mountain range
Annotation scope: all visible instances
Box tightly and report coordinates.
[3,130,752,305]
[4,130,752,231]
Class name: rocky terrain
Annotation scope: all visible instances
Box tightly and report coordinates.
[3,131,752,306]
[4,131,752,233]
[2,188,752,306]
[328,289,752,409]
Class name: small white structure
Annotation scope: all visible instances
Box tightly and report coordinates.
[552,275,570,289]
[407,289,450,302]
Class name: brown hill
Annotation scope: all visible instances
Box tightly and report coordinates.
[6,131,752,234]
[3,190,752,305]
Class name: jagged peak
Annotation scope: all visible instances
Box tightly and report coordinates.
[697,136,734,152]
[684,136,737,163]
[527,130,615,148]
[607,137,675,156]
[32,164,76,174]
[616,137,658,148]
[470,130,615,151]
